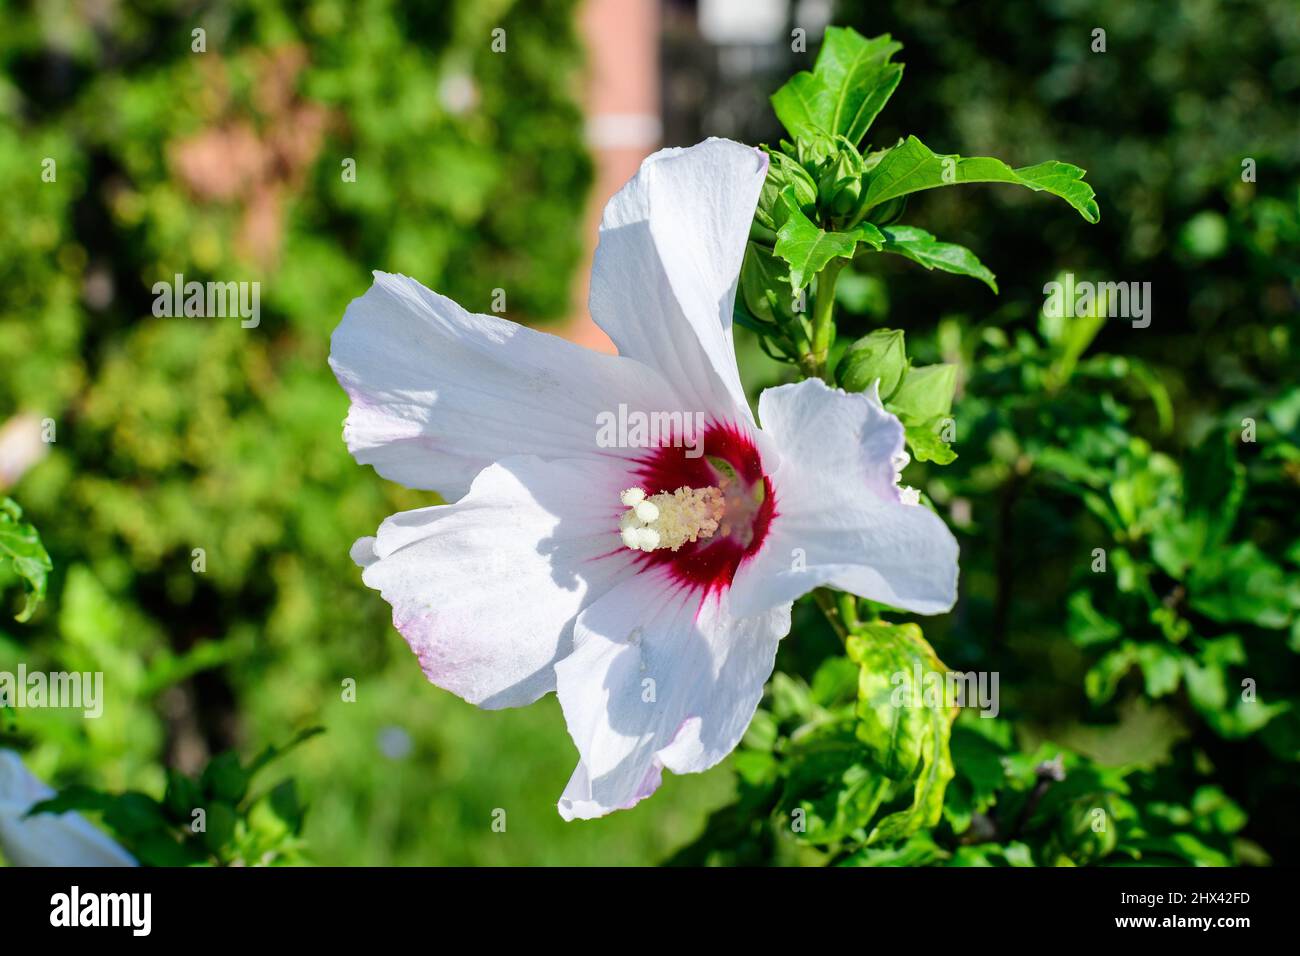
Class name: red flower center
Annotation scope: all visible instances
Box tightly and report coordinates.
[626,421,775,597]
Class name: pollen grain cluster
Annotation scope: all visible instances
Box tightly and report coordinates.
[618,485,725,553]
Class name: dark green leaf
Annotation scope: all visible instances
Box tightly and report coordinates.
[164,769,203,822]
[1184,433,1246,556]
[26,785,115,818]
[201,800,239,853]
[740,241,795,326]
[860,135,1100,223]
[268,779,306,835]
[201,752,250,804]
[132,831,207,867]
[102,792,171,838]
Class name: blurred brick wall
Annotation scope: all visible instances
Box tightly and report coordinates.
[560,0,662,352]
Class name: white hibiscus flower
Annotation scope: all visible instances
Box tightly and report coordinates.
[0,751,136,866]
[330,138,959,820]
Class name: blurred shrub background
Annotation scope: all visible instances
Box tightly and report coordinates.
[1,0,1296,864]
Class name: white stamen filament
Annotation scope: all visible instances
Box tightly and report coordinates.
[618,485,725,553]
[892,450,919,506]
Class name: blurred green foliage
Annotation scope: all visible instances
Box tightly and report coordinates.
[0,0,732,865]
[28,726,323,865]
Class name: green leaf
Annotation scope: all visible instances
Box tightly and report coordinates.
[132,831,206,867]
[1191,785,1247,835]
[839,832,949,866]
[164,769,203,822]
[1136,644,1184,698]
[755,150,818,233]
[948,841,1036,867]
[200,800,239,854]
[267,779,307,835]
[246,725,325,776]
[860,135,1100,224]
[846,622,957,844]
[1183,433,1246,556]
[31,789,172,847]
[773,191,883,292]
[1128,833,1232,867]
[835,328,908,397]
[1181,656,1228,714]
[1189,543,1296,629]
[771,29,903,145]
[810,655,861,708]
[1066,590,1122,648]
[878,225,998,293]
[0,497,53,622]
[740,241,796,326]
[780,723,890,846]
[945,718,1011,834]
[770,73,831,144]
[818,30,904,145]
[887,363,957,425]
[732,295,770,335]
[890,362,960,463]
[102,792,171,838]
[1153,434,1246,579]
[26,785,115,818]
[1085,644,1138,704]
[904,419,957,465]
[201,752,250,804]
[1043,309,1107,389]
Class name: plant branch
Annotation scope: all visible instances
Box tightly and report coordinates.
[802,258,846,380]
[813,587,849,643]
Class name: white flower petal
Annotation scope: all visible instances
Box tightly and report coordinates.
[555,581,790,820]
[357,455,641,709]
[0,751,136,867]
[330,272,683,500]
[590,138,768,425]
[729,379,960,618]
